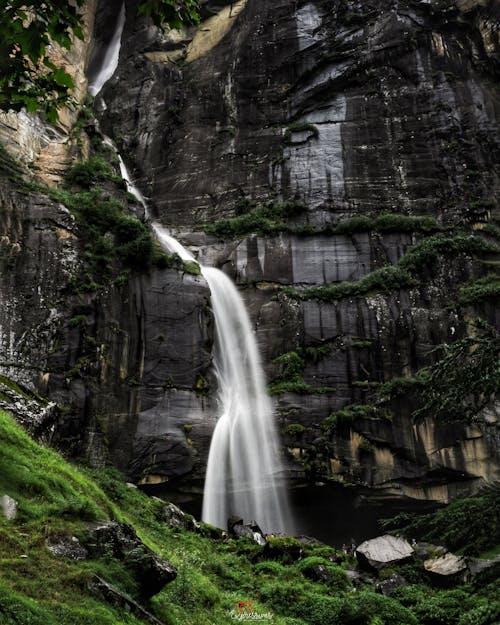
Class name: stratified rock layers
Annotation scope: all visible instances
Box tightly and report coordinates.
[98,0,499,498]
[0,0,499,499]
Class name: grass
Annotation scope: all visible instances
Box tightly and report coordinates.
[0,409,498,625]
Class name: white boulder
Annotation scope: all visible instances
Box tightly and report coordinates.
[356,535,414,569]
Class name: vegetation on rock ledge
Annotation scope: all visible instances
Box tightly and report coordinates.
[282,233,498,302]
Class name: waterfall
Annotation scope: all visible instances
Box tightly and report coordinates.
[87,4,291,534]
[153,222,290,532]
[88,2,126,97]
[200,267,289,533]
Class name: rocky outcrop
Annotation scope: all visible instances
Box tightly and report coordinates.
[82,521,177,597]
[0,0,98,185]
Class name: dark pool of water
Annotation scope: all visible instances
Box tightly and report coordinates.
[154,483,440,547]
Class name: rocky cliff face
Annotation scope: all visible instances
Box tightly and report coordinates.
[97,0,499,500]
[0,0,499,502]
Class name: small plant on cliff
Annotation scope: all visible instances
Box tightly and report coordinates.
[268,351,336,395]
[204,199,306,238]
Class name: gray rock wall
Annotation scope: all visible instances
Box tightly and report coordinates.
[0,0,498,502]
[96,0,499,500]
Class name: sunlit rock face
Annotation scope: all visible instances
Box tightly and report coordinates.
[0,0,98,185]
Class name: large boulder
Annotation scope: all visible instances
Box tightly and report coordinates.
[356,535,414,570]
[424,552,468,584]
[82,521,177,598]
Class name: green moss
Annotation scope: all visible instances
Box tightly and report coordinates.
[268,351,335,396]
[182,260,201,276]
[283,423,307,437]
[457,273,500,306]
[322,404,381,435]
[374,213,440,233]
[351,339,373,348]
[48,187,152,290]
[204,199,306,239]
[284,122,319,144]
[0,375,45,404]
[284,234,498,302]
[65,156,123,189]
[68,315,87,328]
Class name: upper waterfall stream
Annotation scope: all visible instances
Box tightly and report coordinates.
[89,5,291,533]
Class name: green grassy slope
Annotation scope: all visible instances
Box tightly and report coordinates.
[0,409,498,625]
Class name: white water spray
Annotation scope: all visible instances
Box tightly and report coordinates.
[87,4,291,534]
[88,2,126,97]
[200,268,290,532]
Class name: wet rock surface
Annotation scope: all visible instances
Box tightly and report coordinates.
[0,0,499,500]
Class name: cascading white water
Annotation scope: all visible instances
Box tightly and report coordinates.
[153,225,290,532]
[88,2,126,97]
[200,268,290,533]
[87,4,292,534]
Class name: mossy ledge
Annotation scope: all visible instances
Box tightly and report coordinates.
[282,233,498,302]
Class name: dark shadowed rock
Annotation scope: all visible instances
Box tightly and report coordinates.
[88,575,166,625]
[46,535,88,561]
[82,521,176,598]
[376,574,409,596]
